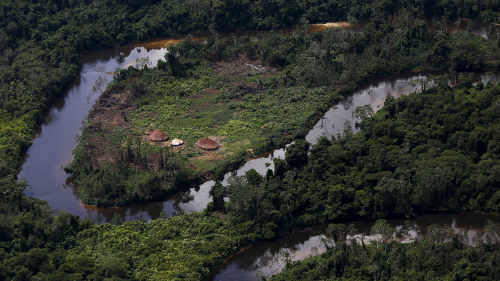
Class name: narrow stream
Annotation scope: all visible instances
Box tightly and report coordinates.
[16,18,500,279]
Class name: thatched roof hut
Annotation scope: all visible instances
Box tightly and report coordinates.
[145,129,154,135]
[196,138,218,150]
[149,129,169,142]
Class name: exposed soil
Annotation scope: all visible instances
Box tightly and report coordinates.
[87,88,136,132]
[85,88,229,174]
[86,88,141,167]
[95,88,136,121]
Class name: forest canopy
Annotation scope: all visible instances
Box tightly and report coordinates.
[2,0,500,280]
[4,0,500,184]
[270,221,500,280]
[68,16,500,207]
[3,72,500,280]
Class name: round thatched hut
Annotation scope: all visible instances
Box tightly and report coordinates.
[149,129,169,142]
[145,129,154,135]
[196,138,218,150]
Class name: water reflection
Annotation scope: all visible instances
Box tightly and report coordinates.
[18,44,169,222]
[214,212,500,281]
[214,70,500,280]
[306,70,498,143]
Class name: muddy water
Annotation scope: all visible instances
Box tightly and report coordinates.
[214,212,500,281]
[18,20,499,224]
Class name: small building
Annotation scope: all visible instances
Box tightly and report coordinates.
[149,129,169,142]
[170,138,184,146]
[145,129,154,135]
[196,137,218,150]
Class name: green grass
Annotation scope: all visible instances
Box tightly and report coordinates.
[123,66,337,160]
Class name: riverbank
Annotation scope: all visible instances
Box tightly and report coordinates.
[65,50,342,207]
[214,211,500,280]
[269,220,500,280]
[212,77,500,279]
[5,2,500,280]
[11,13,500,218]
[6,47,500,281]
[63,70,500,280]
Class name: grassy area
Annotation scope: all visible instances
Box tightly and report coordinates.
[125,58,336,171]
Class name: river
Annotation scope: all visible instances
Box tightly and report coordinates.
[16,18,500,279]
[18,21,366,223]
[213,211,500,280]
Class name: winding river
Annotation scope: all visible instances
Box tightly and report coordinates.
[17,19,500,280]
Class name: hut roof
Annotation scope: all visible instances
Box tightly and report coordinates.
[145,129,154,135]
[149,129,169,142]
[170,138,184,146]
[196,137,218,150]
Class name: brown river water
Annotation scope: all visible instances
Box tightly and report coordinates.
[16,19,500,280]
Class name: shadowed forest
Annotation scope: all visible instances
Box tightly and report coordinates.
[270,221,500,280]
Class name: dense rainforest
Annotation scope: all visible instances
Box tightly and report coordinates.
[69,17,500,207]
[3,75,500,279]
[5,0,500,189]
[2,0,500,280]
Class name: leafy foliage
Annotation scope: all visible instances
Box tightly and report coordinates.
[3,1,500,280]
[227,81,500,228]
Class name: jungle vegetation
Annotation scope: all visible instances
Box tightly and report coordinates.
[4,0,500,199]
[2,0,500,280]
[208,73,500,229]
[3,71,500,280]
[68,16,500,207]
[269,221,500,280]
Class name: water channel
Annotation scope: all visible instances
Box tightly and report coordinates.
[213,211,500,280]
[16,19,500,279]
